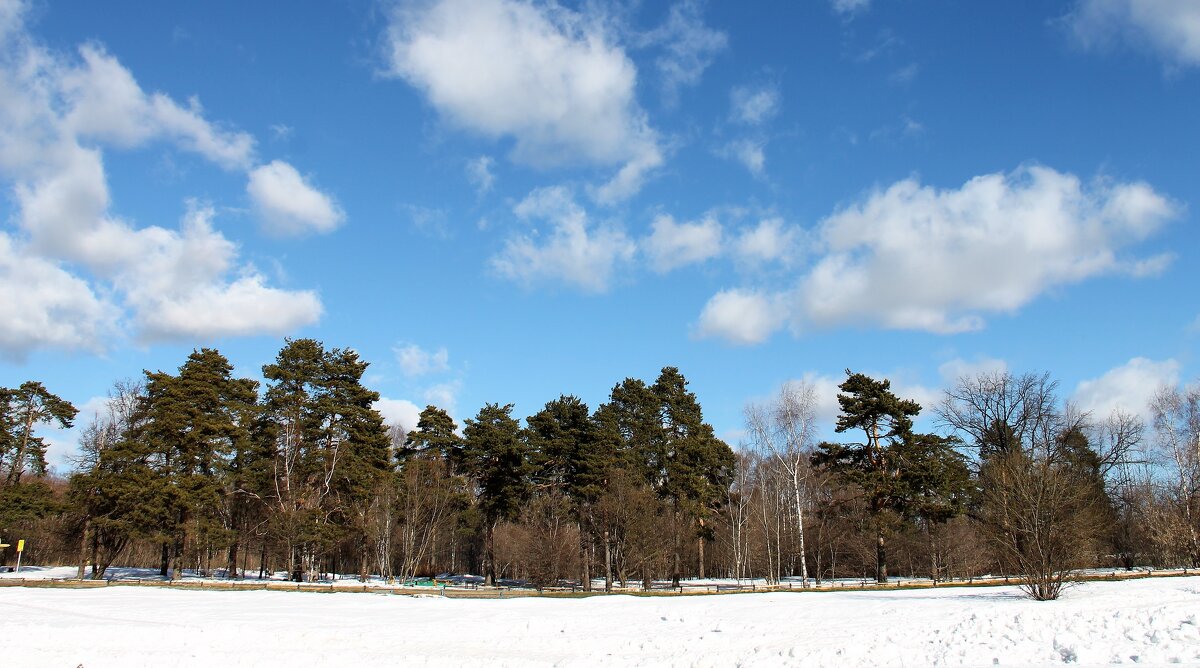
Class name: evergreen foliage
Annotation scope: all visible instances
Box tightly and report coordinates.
[260,339,390,581]
[402,405,462,466]
[462,402,531,585]
[0,345,1174,599]
[1,381,77,485]
[813,371,969,582]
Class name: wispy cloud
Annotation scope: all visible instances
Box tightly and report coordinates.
[491,186,635,292]
[1065,0,1200,68]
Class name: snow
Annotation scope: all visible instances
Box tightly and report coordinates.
[0,574,1197,666]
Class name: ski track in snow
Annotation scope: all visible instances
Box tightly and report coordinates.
[0,576,1197,666]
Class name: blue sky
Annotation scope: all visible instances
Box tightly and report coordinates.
[1,0,1197,469]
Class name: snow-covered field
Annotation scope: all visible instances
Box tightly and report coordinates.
[1,575,1197,667]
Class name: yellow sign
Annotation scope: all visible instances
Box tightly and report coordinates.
[16,540,23,552]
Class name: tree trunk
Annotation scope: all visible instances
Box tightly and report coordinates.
[289,542,302,582]
[91,532,99,579]
[484,520,496,586]
[359,536,369,583]
[77,517,91,580]
[792,469,809,582]
[671,509,682,587]
[926,522,937,584]
[227,539,239,579]
[5,411,36,485]
[171,534,184,581]
[876,529,888,583]
[159,542,170,577]
[604,530,612,593]
[579,527,591,591]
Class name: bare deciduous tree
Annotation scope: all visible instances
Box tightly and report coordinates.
[1149,385,1200,566]
[745,380,818,582]
[981,448,1108,600]
[937,371,1059,460]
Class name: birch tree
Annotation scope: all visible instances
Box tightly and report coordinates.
[1149,385,1200,566]
[745,380,819,582]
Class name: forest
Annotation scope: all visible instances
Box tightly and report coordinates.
[2,339,1198,601]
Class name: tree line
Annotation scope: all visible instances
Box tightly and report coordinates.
[2,341,1198,600]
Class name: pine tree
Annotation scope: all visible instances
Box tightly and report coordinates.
[396,406,468,582]
[528,395,606,501]
[813,371,927,583]
[402,405,463,466]
[590,370,733,585]
[591,384,662,590]
[461,403,530,585]
[68,381,155,579]
[650,367,736,585]
[0,381,75,552]
[320,347,391,581]
[900,432,973,525]
[593,378,661,476]
[527,395,607,589]
[260,339,390,581]
[1,381,77,485]
[129,349,258,578]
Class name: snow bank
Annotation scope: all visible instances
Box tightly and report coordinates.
[0,575,1196,666]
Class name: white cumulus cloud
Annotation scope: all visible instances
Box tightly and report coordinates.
[644,214,722,273]
[1072,357,1180,422]
[734,217,803,267]
[0,5,325,355]
[798,165,1178,334]
[247,160,344,236]
[424,381,462,413]
[466,155,496,194]
[721,139,767,176]
[395,342,451,377]
[832,0,872,16]
[113,203,322,342]
[385,0,662,200]
[374,397,423,432]
[60,44,255,170]
[0,233,117,359]
[695,165,1178,345]
[491,186,635,292]
[695,289,785,345]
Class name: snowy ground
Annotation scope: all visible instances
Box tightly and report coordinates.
[0,575,1197,667]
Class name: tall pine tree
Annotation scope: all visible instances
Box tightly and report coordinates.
[2,381,77,485]
[461,403,530,586]
[129,349,258,578]
[527,395,607,589]
[651,367,735,585]
[813,371,946,583]
[260,339,390,581]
